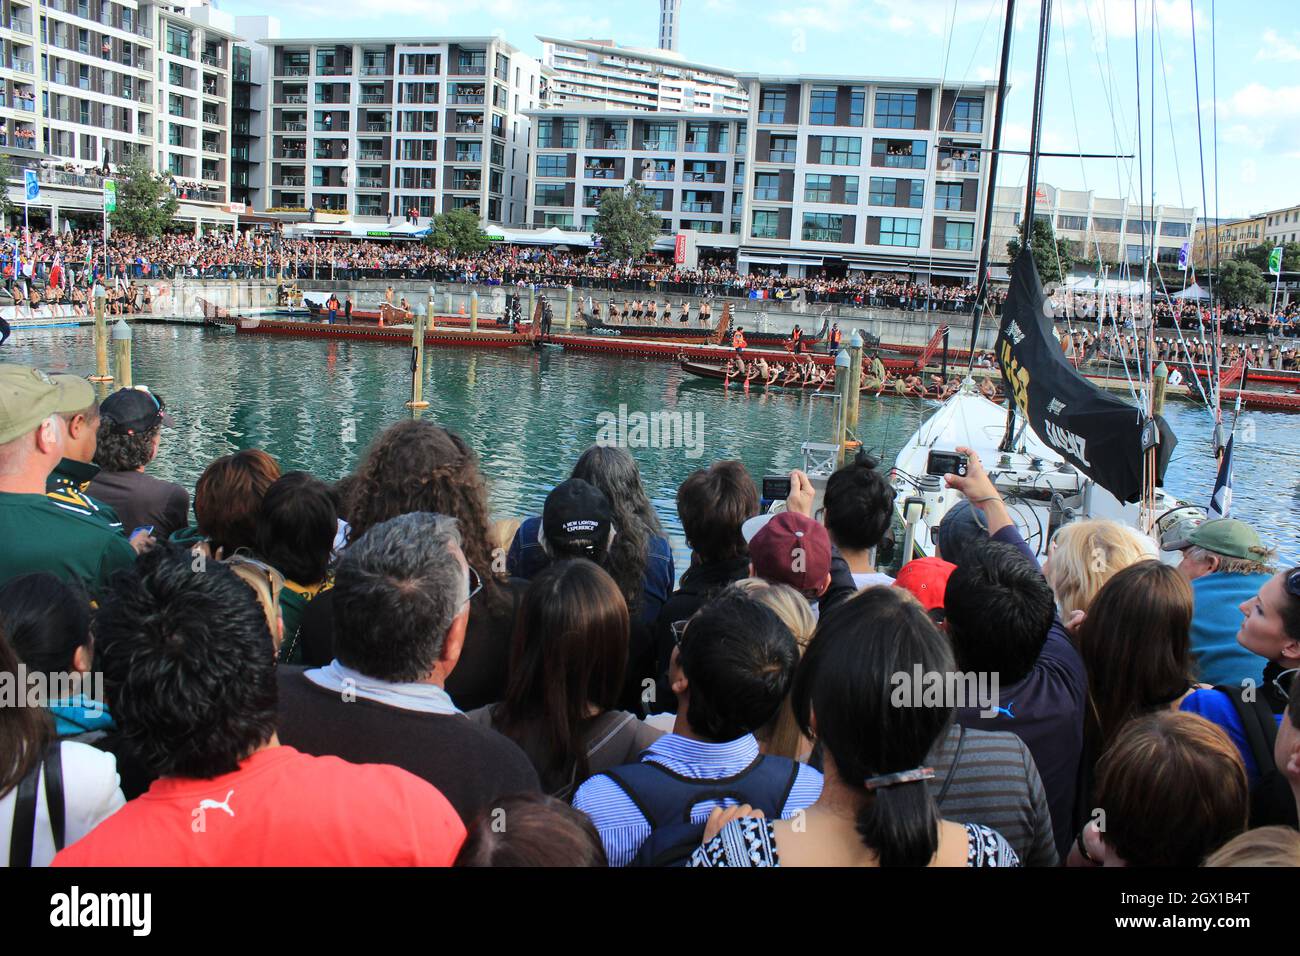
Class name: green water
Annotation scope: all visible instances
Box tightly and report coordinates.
[7,324,1298,565]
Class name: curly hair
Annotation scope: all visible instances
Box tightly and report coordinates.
[93,422,160,472]
[346,420,504,607]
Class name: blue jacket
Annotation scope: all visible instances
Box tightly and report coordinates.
[1188,571,1272,688]
[506,515,675,624]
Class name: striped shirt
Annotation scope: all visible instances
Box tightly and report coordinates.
[572,733,824,867]
[927,724,1058,867]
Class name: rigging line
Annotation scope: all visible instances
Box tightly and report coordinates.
[1151,269,1216,417]
[1188,0,1214,302]
[1153,10,1188,209]
[922,0,961,315]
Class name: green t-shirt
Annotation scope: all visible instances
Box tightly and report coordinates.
[0,492,137,596]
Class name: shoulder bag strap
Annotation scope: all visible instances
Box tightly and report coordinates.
[44,743,66,853]
[7,752,44,868]
[935,725,967,805]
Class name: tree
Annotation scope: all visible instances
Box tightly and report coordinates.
[592,181,660,262]
[425,208,490,255]
[1006,217,1073,285]
[1236,241,1300,275]
[1214,259,1268,308]
[109,153,178,237]
[0,153,15,223]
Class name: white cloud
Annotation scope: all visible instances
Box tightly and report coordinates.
[1256,29,1300,63]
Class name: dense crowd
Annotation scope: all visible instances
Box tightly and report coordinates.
[1,360,1298,868]
[3,228,1293,334]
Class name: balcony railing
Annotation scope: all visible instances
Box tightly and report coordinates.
[357,177,383,188]
[767,150,796,163]
[282,65,308,76]
[9,18,32,33]
[282,93,306,103]
[202,112,219,124]
[449,94,484,104]
[644,171,674,181]
[585,168,618,179]
[454,62,486,75]
[640,140,676,151]
[280,148,306,158]
[281,175,305,186]
[200,53,222,67]
[682,172,721,183]
[12,58,33,73]
[455,122,484,133]
[282,121,306,131]
[454,151,482,162]
[360,93,385,103]
[451,179,480,191]
[365,121,390,132]
[315,122,348,132]
[362,64,388,75]
[359,148,384,160]
[680,201,717,213]
[202,142,221,153]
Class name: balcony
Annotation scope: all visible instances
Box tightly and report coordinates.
[362,64,388,75]
[359,148,384,160]
[767,150,796,163]
[357,177,383,188]
[360,93,386,103]
[681,172,722,183]
[449,94,484,105]
[200,53,222,67]
[314,122,348,132]
[203,142,221,154]
[680,202,717,213]
[202,111,219,124]
[365,121,390,132]
[584,167,618,179]
[454,150,482,163]
[231,147,250,161]
[282,65,308,76]
[451,177,481,191]
[455,121,484,133]
[9,17,32,33]
[282,93,307,104]
[281,175,305,186]
[280,148,306,158]
[11,57,33,73]
[282,121,306,131]
[640,140,677,151]
[453,62,486,76]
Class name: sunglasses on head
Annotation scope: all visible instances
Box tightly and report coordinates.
[1286,568,1300,600]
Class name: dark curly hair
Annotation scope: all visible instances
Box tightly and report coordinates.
[92,544,279,779]
[346,420,504,607]
[93,422,160,472]
[823,451,896,552]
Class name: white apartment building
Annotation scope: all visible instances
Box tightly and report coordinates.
[524,107,743,247]
[738,75,998,279]
[1263,202,1300,248]
[538,36,746,115]
[258,36,540,226]
[229,14,275,212]
[991,183,1197,271]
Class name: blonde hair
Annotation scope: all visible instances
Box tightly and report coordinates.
[1045,519,1156,619]
[731,578,815,762]
[1203,826,1300,867]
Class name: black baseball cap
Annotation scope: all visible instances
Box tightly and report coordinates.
[100,387,174,435]
[542,478,613,561]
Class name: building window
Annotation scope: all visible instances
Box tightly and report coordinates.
[534,183,567,207]
[874,92,917,129]
[643,122,677,150]
[934,182,963,211]
[809,88,837,125]
[951,96,983,133]
[868,177,923,208]
[758,88,787,124]
[754,172,781,200]
[872,138,926,169]
[536,154,567,177]
[166,24,191,59]
[768,134,797,163]
[752,209,780,239]
[1057,214,1088,230]
[944,221,974,250]
[879,216,921,246]
[805,174,832,203]
[1094,217,1122,233]
[538,118,578,148]
[1160,220,1190,237]
[802,213,845,242]
[817,136,861,166]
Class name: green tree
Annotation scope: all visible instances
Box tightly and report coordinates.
[1214,259,1269,308]
[1006,217,1073,284]
[592,181,660,262]
[425,208,490,255]
[109,153,178,237]
[0,153,16,223]
[1236,241,1300,275]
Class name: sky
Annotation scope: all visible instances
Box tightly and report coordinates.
[217,0,1300,221]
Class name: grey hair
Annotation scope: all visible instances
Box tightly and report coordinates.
[1185,545,1276,577]
[332,512,470,683]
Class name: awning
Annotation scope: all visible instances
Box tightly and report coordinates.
[284,222,430,240]
[742,254,825,266]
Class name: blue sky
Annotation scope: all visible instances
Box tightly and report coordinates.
[219,0,1300,221]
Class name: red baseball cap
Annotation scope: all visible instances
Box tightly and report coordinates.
[893,557,957,612]
[749,511,832,594]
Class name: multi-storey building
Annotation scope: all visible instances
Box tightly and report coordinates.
[658,0,681,52]
[230,14,274,211]
[737,75,997,278]
[1263,203,1300,249]
[259,36,540,226]
[524,107,743,247]
[1192,214,1266,266]
[992,183,1197,271]
[538,36,746,114]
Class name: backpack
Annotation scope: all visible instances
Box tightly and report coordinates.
[1213,684,1299,829]
[603,755,801,867]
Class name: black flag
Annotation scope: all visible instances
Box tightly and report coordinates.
[996,249,1176,504]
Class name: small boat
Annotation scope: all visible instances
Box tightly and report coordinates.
[676,359,980,399]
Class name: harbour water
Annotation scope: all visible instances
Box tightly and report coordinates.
[8,324,1298,566]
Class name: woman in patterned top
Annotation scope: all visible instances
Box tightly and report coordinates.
[691,587,1020,868]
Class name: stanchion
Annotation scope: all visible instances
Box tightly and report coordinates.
[835,349,852,467]
[565,284,573,332]
[406,306,429,409]
[470,290,478,333]
[89,285,112,382]
[846,330,863,441]
[1153,361,1168,417]
[528,284,536,328]
[112,320,132,388]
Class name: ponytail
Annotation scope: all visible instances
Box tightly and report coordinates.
[854,772,941,867]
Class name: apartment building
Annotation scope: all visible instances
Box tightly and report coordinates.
[259,36,539,226]
[1263,203,1300,248]
[524,107,743,246]
[229,13,274,211]
[1192,214,1266,266]
[737,75,997,278]
[993,183,1197,271]
[538,36,746,115]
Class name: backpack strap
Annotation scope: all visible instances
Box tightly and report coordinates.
[603,753,802,829]
[44,743,66,854]
[935,725,967,805]
[1214,684,1277,771]
[7,742,63,868]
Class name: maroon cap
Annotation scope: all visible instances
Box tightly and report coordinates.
[894,557,957,612]
[749,511,832,594]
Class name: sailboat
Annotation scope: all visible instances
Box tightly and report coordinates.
[887,0,1203,565]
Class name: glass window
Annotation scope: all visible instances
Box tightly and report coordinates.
[935,182,963,211]
[536,154,567,177]
[752,209,780,239]
[817,136,861,166]
[952,96,983,133]
[809,88,837,125]
[1094,217,1123,233]
[643,122,677,150]
[872,138,926,169]
[944,221,974,250]
[754,172,782,200]
[769,135,797,163]
[758,88,787,124]
[802,212,845,241]
[1159,220,1190,237]
[538,118,578,148]
[534,183,567,207]
[1057,214,1088,230]
[805,174,832,203]
[874,92,916,129]
[868,177,922,208]
[879,216,921,246]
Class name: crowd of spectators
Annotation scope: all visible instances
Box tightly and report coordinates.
[1,362,1296,868]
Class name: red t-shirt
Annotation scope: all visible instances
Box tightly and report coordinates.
[52,746,466,867]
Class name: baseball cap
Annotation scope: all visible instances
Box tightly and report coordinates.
[100,386,173,435]
[0,365,95,444]
[936,499,990,568]
[748,511,832,594]
[542,478,613,561]
[894,557,957,612]
[1163,517,1268,561]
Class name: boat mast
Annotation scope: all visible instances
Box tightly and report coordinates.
[966,0,1017,374]
[1000,0,1053,452]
